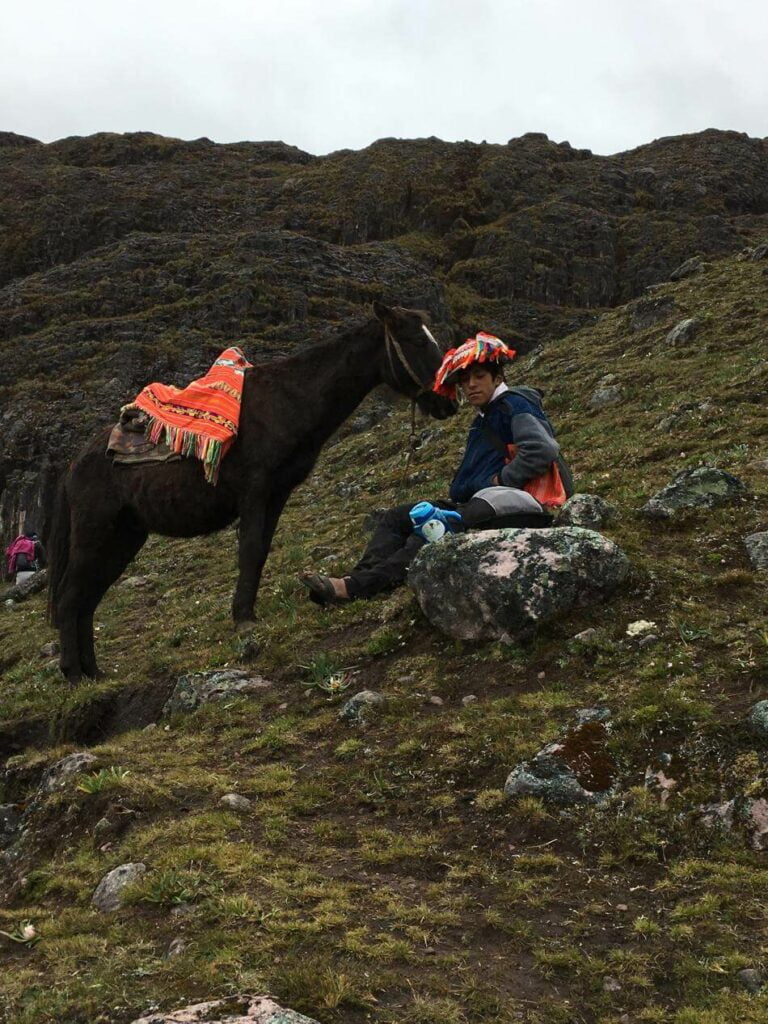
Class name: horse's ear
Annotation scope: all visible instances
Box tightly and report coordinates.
[373,300,396,325]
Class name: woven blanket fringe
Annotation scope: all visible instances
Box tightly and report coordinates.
[145,415,226,485]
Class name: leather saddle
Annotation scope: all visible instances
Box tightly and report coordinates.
[107,408,182,466]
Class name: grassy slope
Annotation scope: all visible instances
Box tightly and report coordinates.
[1,253,767,1024]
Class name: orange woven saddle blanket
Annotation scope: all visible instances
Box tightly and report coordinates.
[107,347,253,484]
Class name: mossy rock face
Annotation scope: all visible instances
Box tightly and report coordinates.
[640,466,748,519]
[409,527,630,640]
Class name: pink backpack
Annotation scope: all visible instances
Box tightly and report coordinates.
[5,536,36,578]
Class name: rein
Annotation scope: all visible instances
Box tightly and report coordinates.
[383,325,433,489]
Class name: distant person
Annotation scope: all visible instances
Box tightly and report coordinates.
[4,525,46,584]
[300,332,572,604]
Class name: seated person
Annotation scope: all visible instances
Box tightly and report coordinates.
[300,332,572,604]
[5,525,46,581]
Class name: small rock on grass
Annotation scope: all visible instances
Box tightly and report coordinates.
[92,862,146,912]
[219,793,252,812]
[39,641,59,658]
[666,317,699,346]
[747,701,768,741]
[558,494,616,530]
[573,628,598,643]
[165,937,187,959]
[669,256,705,281]
[41,752,97,793]
[338,690,384,724]
[738,969,764,994]
[505,710,614,806]
[745,532,768,571]
[589,385,623,408]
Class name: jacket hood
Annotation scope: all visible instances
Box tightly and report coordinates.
[503,385,545,410]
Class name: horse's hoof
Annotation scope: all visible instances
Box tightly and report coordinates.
[235,620,257,636]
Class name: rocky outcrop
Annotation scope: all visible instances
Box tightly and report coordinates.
[409,527,629,641]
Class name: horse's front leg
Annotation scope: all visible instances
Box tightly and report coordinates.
[232,490,290,627]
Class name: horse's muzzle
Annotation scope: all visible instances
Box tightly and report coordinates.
[417,391,458,420]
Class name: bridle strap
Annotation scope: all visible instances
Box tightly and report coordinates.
[384,325,430,394]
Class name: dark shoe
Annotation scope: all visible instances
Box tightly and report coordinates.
[299,573,348,606]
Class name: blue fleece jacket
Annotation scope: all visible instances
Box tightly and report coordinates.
[449,387,561,504]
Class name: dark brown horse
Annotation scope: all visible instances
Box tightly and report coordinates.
[47,303,456,683]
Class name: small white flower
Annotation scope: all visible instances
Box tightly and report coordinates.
[21,924,36,941]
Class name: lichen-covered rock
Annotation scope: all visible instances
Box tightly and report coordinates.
[219,793,252,812]
[747,798,768,851]
[630,294,677,330]
[0,803,20,846]
[409,528,629,641]
[130,995,320,1024]
[640,467,748,520]
[505,712,614,806]
[669,256,705,281]
[666,317,699,346]
[338,690,384,724]
[40,752,97,793]
[745,532,768,570]
[746,701,768,740]
[558,494,616,530]
[164,670,273,716]
[92,862,146,912]
[737,969,764,994]
[589,385,623,408]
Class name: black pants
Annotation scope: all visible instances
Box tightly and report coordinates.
[344,499,552,600]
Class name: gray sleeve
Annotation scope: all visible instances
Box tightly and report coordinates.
[499,413,560,488]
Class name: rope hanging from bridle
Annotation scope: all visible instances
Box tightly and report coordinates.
[383,324,433,489]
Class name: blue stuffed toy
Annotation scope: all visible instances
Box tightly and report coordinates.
[409,502,462,543]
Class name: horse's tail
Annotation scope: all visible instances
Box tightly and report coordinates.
[46,475,71,628]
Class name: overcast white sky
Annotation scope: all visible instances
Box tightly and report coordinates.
[3,0,767,156]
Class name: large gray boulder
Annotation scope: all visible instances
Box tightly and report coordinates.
[164,670,273,716]
[130,995,319,1024]
[409,528,629,641]
[640,467,748,520]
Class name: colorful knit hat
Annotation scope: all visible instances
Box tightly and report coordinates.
[432,332,516,398]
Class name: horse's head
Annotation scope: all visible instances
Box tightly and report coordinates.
[373,301,458,420]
